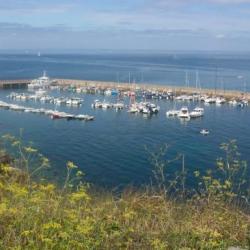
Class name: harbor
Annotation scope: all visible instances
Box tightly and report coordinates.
[0,69,249,187]
[0,77,249,102]
[0,71,248,125]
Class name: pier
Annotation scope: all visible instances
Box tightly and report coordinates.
[0,79,31,89]
[55,79,250,101]
[0,78,249,101]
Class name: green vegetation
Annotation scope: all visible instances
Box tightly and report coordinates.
[0,135,249,249]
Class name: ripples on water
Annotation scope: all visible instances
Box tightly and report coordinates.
[0,53,250,91]
[0,89,249,187]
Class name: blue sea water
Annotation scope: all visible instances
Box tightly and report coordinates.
[0,52,249,187]
[0,52,250,91]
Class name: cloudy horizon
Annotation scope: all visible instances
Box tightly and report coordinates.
[0,0,250,52]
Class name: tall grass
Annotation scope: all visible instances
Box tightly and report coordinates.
[0,134,249,249]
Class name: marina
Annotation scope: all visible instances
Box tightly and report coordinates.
[0,54,249,187]
[1,72,249,127]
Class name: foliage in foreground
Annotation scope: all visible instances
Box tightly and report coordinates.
[0,135,249,249]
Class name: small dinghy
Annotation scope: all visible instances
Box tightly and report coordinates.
[200,129,210,135]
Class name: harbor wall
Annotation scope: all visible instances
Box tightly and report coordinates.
[0,80,30,89]
[0,78,249,101]
[55,79,250,101]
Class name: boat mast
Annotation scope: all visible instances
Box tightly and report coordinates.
[220,77,225,95]
[243,79,247,97]
[196,70,201,95]
[185,70,189,88]
[215,66,218,96]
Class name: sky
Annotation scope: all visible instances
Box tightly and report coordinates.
[0,0,250,52]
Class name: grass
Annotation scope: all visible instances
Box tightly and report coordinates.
[0,135,249,249]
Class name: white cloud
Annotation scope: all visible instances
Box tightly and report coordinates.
[216,34,226,39]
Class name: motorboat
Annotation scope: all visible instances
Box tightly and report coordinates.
[228,100,238,106]
[216,97,226,105]
[35,89,47,97]
[66,98,83,106]
[113,102,125,110]
[148,103,160,114]
[104,89,112,96]
[190,107,204,118]
[204,97,216,104]
[166,110,180,117]
[102,102,111,109]
[142,107,150,114]
[178,107,190,119]
[28,71,52,89]
[92,100,103,108]
[200,129,210,135]
[128,105,138,113]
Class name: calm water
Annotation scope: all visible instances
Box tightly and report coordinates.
[0,53,249,187]
[0,53,250,91]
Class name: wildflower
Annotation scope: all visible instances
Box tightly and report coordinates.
[76,170,84,177]
[210,230,222,239]
[21,230,32,237]
[59,231,69,240]
[24,147,38,153]
[123,210,136,220]
[70,188,90,202]
[12,140,20,147]
[43,222,62,231]
[194,170,200,177]
[224,180,232,188]
[39,184,55,193]
[67,161,78,170]
[151,239,167,250]
[41,157,50,168]
[7,183,28,198]
[0,203,7,215]
[41,237,53,245]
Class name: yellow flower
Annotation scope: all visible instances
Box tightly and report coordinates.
[11,140,20,147]
[76,217,94,235]
[151,238,167,250]
[59,231,69,240]
[194,170,200,177]
[24,146,38,153]
[123,210,136,220]
[7,183,28,198]
[41,237,53,245]
[70,188,90,202]
[39,184,55,193]
[21,230,32,237]
[43,222,62,230]
[0,202,7,215]
[210,230,222,239]
[67,161,78,170]
[76,170,84,177]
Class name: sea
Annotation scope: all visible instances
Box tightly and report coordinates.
[0,52,249,188]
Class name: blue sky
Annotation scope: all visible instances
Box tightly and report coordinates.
[0,0,250,51]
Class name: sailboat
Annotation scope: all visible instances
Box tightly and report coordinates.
[166,90,179,117]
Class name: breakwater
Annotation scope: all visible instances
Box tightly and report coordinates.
[0,80,31,89]
[55,79,250,101]
[0,78,249,101]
